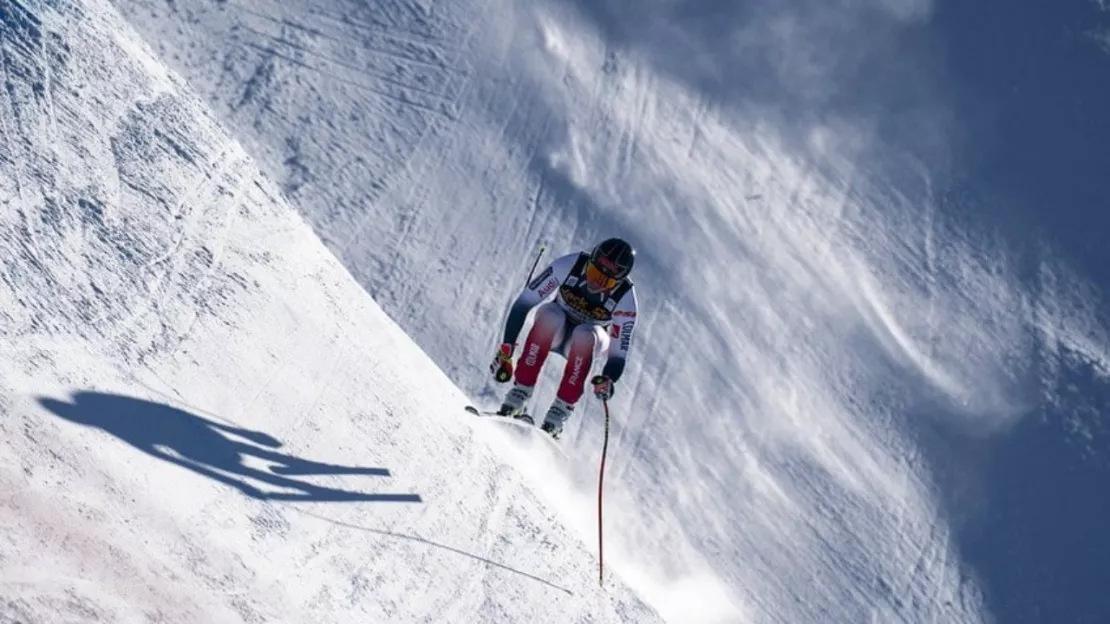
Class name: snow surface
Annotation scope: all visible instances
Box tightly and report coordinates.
[4,0,1110,622]
[0,1,656,622]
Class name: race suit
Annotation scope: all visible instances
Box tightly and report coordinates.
[501,252,639,404]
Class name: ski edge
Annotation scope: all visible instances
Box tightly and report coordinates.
[464,404,531,421]
[463,405,567,455]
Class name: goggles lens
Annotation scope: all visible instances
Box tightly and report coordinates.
[585,262,618,290]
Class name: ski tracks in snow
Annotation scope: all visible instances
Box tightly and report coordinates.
[0,0,253,365]
[3,1,667,621]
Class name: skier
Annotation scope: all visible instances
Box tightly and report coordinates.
[490,237,639,439]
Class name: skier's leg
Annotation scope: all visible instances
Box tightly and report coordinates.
[542,324,610,436]
[515,302,568,385]
[500,302,567,415]
[555,323,609,403]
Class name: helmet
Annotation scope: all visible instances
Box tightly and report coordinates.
[589,237,636,280]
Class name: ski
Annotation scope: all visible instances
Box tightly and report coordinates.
[464,405,535,426]
[463,405,568,456]
[463,405,511,418]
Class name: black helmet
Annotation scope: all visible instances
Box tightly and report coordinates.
[589,237,635,279]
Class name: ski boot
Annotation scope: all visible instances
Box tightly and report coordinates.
[497,382,535,423]
[540,398,574,439]
[540,421,562,439]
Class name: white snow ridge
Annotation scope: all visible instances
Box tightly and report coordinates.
[6,0,1110,623]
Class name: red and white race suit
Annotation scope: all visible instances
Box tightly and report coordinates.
[501,252,638,404]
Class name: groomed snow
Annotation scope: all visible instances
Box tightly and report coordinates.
[5,0,1110,622]
[0,1,658,621]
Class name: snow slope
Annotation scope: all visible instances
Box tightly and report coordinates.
[7,0,1110,622]
[107,0,1110,622]
[0,1,657,621]
[104,1,1110,621]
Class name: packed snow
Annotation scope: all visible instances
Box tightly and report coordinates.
[4,0,1110,622]
[0,1,656,621]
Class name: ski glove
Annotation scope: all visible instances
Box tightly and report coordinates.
[491,343,514,383]
[591,374,614,401]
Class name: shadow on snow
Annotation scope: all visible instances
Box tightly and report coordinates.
[912,355,1110,624]
[561,1,1110,621]
[38,391,421,503]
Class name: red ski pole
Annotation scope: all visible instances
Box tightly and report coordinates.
[596,388,612,586]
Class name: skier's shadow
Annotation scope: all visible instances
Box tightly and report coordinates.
[38,391,421,503]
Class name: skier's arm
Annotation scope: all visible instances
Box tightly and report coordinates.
[501,253,578,346]
[601,286,638,383]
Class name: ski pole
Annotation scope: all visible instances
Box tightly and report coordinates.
[524,243,546,286]
[595,384,612,586]
[494,244,548,383]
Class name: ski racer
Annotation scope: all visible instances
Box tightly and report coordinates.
[490,238,639,439]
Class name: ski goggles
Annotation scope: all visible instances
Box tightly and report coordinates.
[585,261,619,291]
